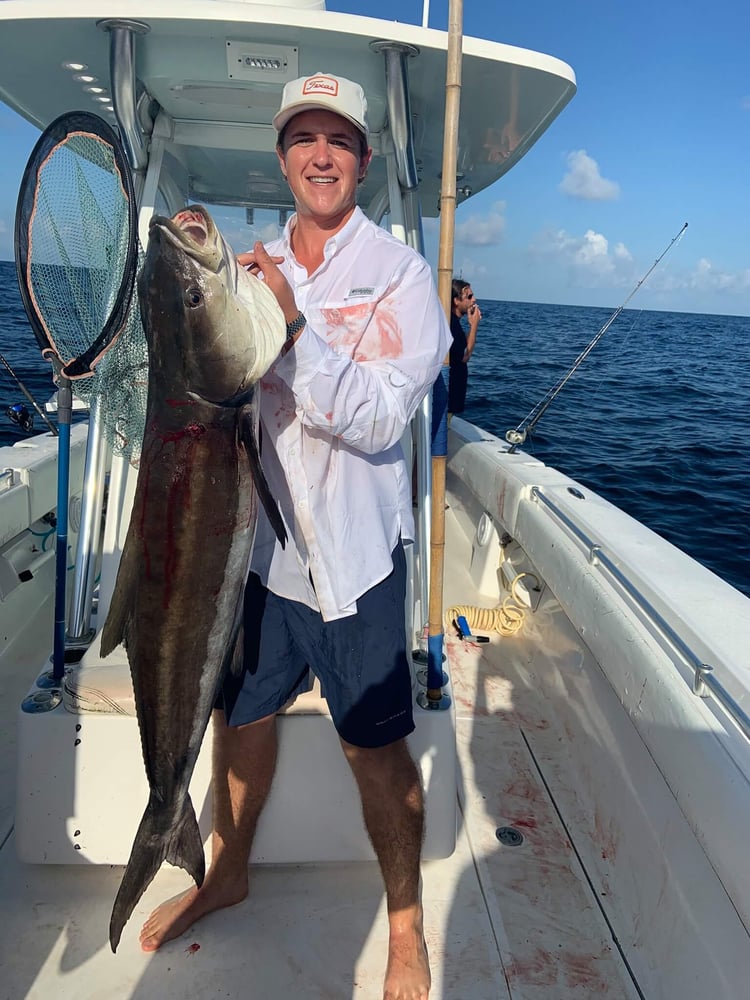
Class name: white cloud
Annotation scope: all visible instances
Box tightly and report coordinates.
[0,219,10,261]
[553,246,750,303]
[559,150,620,201]
[742,95,750,111]
[530,227,635,287]
[253,221,283,243]
[453,256,489,282]
[613,242,632,261]
[686,257,750,293]
[454,201,506,246]
[214,219,281,254]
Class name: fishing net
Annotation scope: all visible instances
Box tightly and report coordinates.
[81,267,148,465]
[15,112,148,465]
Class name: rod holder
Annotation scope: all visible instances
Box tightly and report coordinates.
[417,688,451,712]
[415,666,449,688]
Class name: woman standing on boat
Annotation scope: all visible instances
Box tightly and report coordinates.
[139,72,450,1000]
[448,278,482,419]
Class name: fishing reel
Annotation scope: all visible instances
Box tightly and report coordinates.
[505,427,527,446]
[6,402,34,433]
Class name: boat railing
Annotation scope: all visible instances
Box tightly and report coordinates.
[531,485,750,743]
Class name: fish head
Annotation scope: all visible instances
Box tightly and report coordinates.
[138,205,286,403]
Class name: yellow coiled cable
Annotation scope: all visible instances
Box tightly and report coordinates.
[444,572,540,638]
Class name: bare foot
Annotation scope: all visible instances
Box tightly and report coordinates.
[383,920,431,999]
[139,873,248,952]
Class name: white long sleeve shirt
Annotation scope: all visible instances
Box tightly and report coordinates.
[249,206,452,621]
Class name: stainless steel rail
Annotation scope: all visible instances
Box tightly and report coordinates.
[376,40,431,637]
[67,397,107,645]
[531,486,750,740]
[372,41,420,191]
[98,18,150,174]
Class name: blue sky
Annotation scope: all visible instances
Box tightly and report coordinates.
[1,0,749,315]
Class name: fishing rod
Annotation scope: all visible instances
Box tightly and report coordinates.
[506,222,688,452]
[0,348,58,435]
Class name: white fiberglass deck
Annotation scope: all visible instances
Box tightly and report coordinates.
[1,503,747,998]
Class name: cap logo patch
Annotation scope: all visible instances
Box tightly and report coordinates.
[302,75,339,97]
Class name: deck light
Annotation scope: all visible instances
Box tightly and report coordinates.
[225,40,298,83]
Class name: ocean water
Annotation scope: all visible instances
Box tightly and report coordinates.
[463,299,750,597]
[1,260,748,596]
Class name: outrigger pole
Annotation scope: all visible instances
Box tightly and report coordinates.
[420,0,463,709]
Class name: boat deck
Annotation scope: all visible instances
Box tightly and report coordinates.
[0,507,649,999]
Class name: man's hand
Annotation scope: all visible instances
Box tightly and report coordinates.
[238,242,299,324]
[464,303,481,362]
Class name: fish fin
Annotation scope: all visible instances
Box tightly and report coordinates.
[218,572,269,719]
[239,404,287,549]
[216,594,247,725]
[228,617,245,678]
[100,532,140,657]
[109,794,204,953]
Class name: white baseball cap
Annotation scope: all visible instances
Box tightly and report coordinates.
[273,73,369,139]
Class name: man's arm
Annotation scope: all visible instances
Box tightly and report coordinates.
[464,303,481,362]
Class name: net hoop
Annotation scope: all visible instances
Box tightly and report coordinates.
[14,111,138,379]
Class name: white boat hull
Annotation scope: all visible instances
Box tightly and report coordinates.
[16,645,457,866]
[3,417,750,994]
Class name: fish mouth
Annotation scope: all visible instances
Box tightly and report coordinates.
[149,206,224,269]
[173,208,212,245]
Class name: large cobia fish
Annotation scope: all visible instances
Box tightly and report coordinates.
[101,205,287,952]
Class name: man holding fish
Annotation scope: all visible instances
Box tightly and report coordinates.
[140,72,451,1000]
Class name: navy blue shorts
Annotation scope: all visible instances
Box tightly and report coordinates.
[220,542,415,749]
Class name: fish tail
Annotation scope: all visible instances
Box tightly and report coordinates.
[109,794,205,952]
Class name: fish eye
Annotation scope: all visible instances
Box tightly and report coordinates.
[186,287,203,308]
